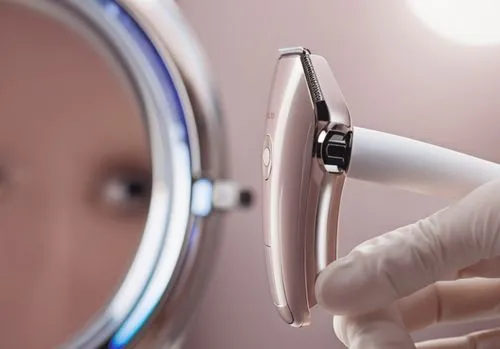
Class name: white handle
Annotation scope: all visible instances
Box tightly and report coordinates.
[348,127,500,200]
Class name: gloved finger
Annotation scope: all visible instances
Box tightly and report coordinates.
[316,179,500,316]
[333,307,416,349]
[459,257,500,278]
[397,278,500,331]
[415,328,500,349]
[334,279,500,349]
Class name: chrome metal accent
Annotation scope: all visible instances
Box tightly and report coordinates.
[295,49,353,175]
[317,126,352,174]
[300,54,324,104]
[213,180,253,210]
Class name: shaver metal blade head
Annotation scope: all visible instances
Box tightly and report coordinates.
[261,47,353,327]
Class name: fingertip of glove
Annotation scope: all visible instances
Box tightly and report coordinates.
[315,259,356,315]
[314,268,329,307]
[315,255,391,316]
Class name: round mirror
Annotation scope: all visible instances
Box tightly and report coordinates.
[0,3,150,348]
[0,1,251,348]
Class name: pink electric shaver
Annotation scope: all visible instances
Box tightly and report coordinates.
[262,46,500,327]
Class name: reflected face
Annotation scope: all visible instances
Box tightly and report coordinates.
[0,5,150,349]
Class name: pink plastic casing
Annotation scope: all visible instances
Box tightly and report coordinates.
[262,50,351,327]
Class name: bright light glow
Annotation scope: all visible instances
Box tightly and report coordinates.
[409,0,500,45]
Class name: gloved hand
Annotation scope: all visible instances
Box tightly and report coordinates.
[315,179,500,349]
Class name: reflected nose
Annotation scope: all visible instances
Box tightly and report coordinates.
[26,181,76,336]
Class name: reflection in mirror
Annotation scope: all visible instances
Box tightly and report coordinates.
[0,3,151,349]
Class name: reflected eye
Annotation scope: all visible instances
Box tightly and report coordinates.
[100,171,152,216]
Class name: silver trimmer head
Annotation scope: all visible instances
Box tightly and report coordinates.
[262,47,353,327]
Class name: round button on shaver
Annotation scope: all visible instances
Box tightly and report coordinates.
[262,135,273,181]
[262,147,271,166]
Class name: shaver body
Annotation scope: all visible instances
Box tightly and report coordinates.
[262,48,353,327]
[262,47,500,330]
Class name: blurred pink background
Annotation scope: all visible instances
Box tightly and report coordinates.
[179,0,500,348]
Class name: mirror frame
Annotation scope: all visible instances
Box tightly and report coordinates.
[0,1,240,348]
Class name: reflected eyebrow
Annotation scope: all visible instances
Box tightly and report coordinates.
[94,145,151,169]
[94,152,152,178]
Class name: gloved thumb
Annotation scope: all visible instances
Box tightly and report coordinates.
[315,179,500,316]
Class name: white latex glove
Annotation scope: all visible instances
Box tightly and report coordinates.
[315,179,500,349]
